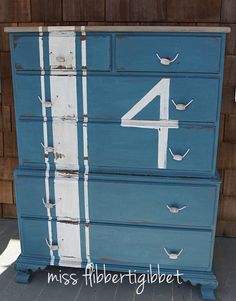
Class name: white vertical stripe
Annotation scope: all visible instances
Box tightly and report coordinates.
[54,177,80,221]
[48,29,81,266]
[49,32,78,170]
[39,27,54,265]
[49,76,78,118]
[81,25,91,264]
[56,222,82,267]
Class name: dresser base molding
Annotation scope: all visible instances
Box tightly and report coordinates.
[15,254,218,300]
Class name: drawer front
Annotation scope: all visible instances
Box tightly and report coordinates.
[19,218,83,267]
[14,74,83,118]
[88,123,216,174]
[87,76,219,123]
[16,120,216,175]
[116,35,222,73]
[17,119,82,170]
[15,174,82,220]
[14,75,219,123]
[90,224,213,270]
[89,179,217,228]
[11,33,111,71]
[14,171,219,228]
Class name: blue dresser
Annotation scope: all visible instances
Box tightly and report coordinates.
[6,25,230,300]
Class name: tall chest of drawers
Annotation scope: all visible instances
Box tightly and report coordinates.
[6,26,230,300]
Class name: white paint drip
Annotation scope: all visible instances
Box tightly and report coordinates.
[39,27,54,265]
[81,25,91,264]
[121,78,179,169]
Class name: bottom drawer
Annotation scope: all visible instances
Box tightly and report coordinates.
[19,218,213,271]
[90,224,213,271]
[19,218,84,267]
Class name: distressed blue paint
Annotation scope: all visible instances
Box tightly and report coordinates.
[88,179,218,228]
[88,123,216,174]
[116,34,222,73]
[8,29,228,301]
[89,223,213,270]
[14,169,220,229]
[87,76,220,123]
[12,33,111,71]
[20,218,52,259]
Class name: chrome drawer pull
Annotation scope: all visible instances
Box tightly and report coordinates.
[38,96,52,108]
[171,99,194,111]
[42,198,56,209]
[41,143,54,153]
[169,148,190,161]
[156,53,179,66]
[164,248,183,260]
[56,56,66,63]
[166,205,187,214]
[45,239,59,252]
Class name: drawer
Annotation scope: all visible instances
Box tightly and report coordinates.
[14,170,220,228]
[16,120,216,175]
[14,75,219,123]
[88,123,216,176]
[17,119,82,170]
[19,218,83,267]
[87,76,219,123]
[11,33,111,71]
[89,177,218,228]
[116,34,222,73]
[90,224,213,270]
[15,173,82,220]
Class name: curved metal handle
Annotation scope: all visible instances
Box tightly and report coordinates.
[41,142,54,153]
[169,148,190,161]
[42,198,56,209]
[166,205,187,214]
[45,239,59,251]
[156,53,179,66]
[56,56,66,63]
[171,99,194,111]
[38,96,52,108]
[164,248,183,260]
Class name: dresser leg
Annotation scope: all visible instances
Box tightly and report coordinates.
[200,284,217,300]
[15,270,31,283]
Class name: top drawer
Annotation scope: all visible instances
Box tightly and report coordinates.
[11,33,111,71]
[116,34,222,73]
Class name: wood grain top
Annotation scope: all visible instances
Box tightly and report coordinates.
[4,25,231,33]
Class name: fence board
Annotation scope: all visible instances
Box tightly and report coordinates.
[31,0,62,22]
[106,0,166,22]
[221,0,236,23]
[223,55,236,86]
[63,0,105,21]
[2,203,17,218]
[167,0,221,22]
[221,86,236,114]
[0,180,13,204]
[3,131,18,157]
[225,114,236,143]
[0,158,18,181]
[224,170,236,196]
[0,0,31,22]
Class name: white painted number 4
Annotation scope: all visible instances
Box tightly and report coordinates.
[121,78,179,169]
